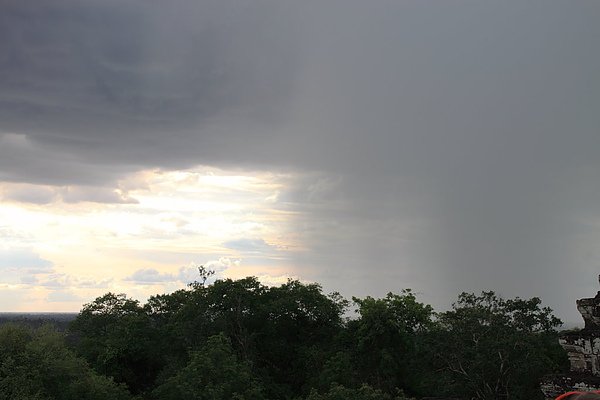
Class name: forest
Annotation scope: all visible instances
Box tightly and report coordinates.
[0,269,568,400]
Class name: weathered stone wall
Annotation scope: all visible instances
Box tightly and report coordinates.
[542,373,600,398]
[577,297,600,330]
[540,280,600,399]
[560,333,600,375]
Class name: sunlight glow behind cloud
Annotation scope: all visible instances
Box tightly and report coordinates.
[0,166,303,311]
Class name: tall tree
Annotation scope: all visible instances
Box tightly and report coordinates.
[431,291,567,400]
[69,292,159,393]
[349,290,434,395]
[252,280,347,398]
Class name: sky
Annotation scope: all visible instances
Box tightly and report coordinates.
[1,1,600,324]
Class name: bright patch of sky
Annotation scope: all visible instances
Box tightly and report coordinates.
[0,166,303,311]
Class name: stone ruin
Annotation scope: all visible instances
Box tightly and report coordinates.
[541,276,600,398]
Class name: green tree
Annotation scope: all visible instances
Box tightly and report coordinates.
[0,324,131,400]
[252,280,347,398]
[314,351,355,390]
[152,333,264,400]
[144,289,194,377]
[137,276,348,399]
[204,277,266,360]
[431,291,567,400]
[349,290,434,395]
[156,277,347,399]
[69,292,159,394]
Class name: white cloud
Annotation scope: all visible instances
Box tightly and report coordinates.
[204,257,240,272]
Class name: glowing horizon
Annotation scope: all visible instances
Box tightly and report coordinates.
[0,166,305,312]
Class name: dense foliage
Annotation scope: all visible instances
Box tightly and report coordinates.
[0,324,130,400]
[0,272,569,400]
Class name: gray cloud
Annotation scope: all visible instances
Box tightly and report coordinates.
[47,290,81,303]
[0,248,53,271]
[223,238,276,254]
[1,182,58,204]
[60,186,138,204]
[125,263,226,285]
[0,0,300,184]
[1,1,600,322]
[125,268,177,283]
[37,274,112,290]
[0,248,54,285]
[0,182,137,204]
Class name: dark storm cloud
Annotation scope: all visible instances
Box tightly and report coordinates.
[282,1,600,321]
[2,0,600,321]
[0,0,300,183]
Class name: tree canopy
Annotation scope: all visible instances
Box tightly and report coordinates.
[0,275,567,400]
[429,291,567,400]
[0,323,131,400]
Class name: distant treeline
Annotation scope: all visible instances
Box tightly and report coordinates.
[0,270,568,400]
[0,312,76,331]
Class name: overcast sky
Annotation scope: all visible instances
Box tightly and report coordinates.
[1,0,600,323]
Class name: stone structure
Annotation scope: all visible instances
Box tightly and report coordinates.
[541,276,600,398]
